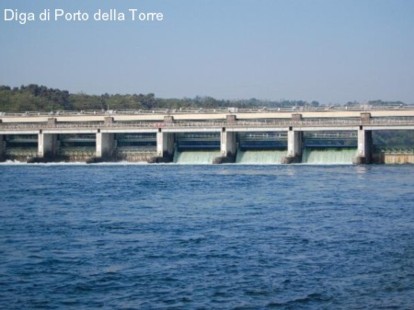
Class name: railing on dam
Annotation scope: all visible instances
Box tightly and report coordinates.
[1,117,414,132]
[1,105,414,117]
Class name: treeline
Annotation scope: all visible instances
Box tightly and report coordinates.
[0,84,320,112]
[0,85,160,112]
[0,84,410,113]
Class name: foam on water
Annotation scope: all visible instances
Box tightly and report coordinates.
[302,148,356,164]
[236,150,286,164]
[173,150,221,164]
[0,160,150,166]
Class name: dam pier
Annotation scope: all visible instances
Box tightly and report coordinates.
[1,108,414,164]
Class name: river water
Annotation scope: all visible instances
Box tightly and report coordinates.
[0,164,413,309]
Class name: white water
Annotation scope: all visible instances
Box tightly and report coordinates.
[0,160,150,166]
[236,150,286,164]
[173,151,221,164]
[302,148,356,164]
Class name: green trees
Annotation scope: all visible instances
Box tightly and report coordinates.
[0,84,71,112]
[0,84,410,113]
[0,85,177,112]
[0,84,232,112]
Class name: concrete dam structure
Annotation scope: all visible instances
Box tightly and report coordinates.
[1,108,414,164]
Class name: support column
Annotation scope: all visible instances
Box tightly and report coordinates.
[38,132,58,159]
[152,129,174,163]
[283,128,303,163]
[96,131,115,159]
[354,126,372,164]
[214,128,236,164]
[0,135,5,161]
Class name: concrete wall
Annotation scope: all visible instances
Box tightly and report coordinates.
[115,151,157,162]
[372,152,414,164]
[382,154,414,164]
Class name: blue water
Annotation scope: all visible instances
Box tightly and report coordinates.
[0,164,414,309]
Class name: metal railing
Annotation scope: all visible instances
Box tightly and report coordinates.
[1,118,414,132]
[1,105,414,117]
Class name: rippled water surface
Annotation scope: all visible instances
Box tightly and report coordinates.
[1,164,414,309]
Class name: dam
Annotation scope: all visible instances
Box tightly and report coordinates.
[0,107,414,164]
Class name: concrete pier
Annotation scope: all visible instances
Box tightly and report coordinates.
[283,129,303,163]
[214,128,237,163]
[38,132,58,159]
[152,130,174,162]
[96,132,116,160]
[0,135,5,160]
[354,127,373,164]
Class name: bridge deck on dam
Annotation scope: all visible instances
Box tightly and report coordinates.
[1,109,414,133]
[1,106,414,125]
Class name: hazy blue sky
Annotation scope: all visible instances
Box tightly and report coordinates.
[1,0,413,104]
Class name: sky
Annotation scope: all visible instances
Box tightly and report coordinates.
[0,0,413,104]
